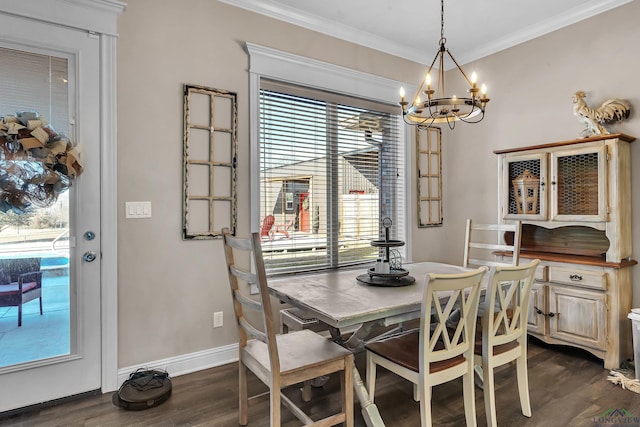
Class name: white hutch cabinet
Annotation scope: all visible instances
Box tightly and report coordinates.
[495,133,636,369]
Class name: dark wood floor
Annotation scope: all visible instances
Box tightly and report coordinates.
[1,337,639,426]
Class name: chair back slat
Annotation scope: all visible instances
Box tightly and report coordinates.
[238,316,268,343]
[482,260,539,348]
[233,288,263,313]
[419,267,487,365]
[230,265,258,286]
[222,229,280,371]
[225,234,255,251]
[463,219,522,268]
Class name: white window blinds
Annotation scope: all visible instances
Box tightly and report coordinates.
[259,79,405,273]
[0,46,69,133]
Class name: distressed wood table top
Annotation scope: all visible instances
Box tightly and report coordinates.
[268,262,472,329]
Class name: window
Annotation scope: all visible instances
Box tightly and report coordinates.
[248,43,412,274]
[257,80,405,273]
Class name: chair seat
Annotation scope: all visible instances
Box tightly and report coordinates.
[245,329,352,377]
[473,332,519,356]
[0,281,39,297]
[365,330,465,374]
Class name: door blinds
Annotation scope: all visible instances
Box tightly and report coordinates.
[0,46,69,132]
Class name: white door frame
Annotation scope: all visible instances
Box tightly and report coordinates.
[0,0,125,393]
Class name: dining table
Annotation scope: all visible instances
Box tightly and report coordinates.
[268,261,484,427]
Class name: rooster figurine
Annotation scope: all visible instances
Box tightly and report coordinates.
[572,91,631,138]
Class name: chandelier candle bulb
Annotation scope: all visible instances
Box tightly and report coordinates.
[471,72,478,86]
[399,87,405,102]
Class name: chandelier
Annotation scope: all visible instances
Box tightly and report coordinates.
[400,0,490,129]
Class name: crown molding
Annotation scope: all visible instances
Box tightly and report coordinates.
[219,0,426,63]
[221,0,632,66]
[454,0,633,65]
[0,0,126,35]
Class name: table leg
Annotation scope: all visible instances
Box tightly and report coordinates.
[342,319,384,352]
[329,322,387,426]
[353,363,385,426]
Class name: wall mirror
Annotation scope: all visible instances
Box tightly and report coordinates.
[416,126,443,227]
[183,84,237,239]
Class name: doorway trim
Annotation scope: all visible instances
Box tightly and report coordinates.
[0,0,125,393]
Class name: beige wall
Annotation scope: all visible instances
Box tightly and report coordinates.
[117,0,640,368]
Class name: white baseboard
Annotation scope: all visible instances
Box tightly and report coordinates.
[116,343,239,387]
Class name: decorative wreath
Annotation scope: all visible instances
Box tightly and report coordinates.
[0,111,83,214]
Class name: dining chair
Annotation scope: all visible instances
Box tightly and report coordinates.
[462,219,524,387]
[474,259,539,427]
[222,229,354,427]
[463,219,522,268]
[365,267,488,427]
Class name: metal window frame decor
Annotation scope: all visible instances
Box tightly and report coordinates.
[416,126,443,227]
[182,83,237,239]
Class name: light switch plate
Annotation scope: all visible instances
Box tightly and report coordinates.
[125,201,152,219]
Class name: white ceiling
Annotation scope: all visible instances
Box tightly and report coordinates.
[219,0,632,66]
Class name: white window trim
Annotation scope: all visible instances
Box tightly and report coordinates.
[246,42,415,261]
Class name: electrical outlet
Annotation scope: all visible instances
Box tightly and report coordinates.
[213,311,224,328]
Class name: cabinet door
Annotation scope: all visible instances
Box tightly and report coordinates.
[502,153,548,220]
[548,285,606,350]
[550,143,607,222]
[527,282,547,336]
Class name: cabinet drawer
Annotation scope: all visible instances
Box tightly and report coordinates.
[535,265,548,282]
[548,266,606,290]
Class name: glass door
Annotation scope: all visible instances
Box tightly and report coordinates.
[0,13,102,412]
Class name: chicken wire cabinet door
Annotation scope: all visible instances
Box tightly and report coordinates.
[550,142,607,222]
[502,152,548,221]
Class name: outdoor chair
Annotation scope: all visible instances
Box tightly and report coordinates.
[260,215,275,241]
[0,257,43,327]
[222,229,354,426]
[274,218,294,239]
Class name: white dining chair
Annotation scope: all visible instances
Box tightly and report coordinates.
[474,259,539,427]
[463,219,522,268]
[222,229,354,426]
[365,267,488,427]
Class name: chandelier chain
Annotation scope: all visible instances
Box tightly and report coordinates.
[440,0,444,42]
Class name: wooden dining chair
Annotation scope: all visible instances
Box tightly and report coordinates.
[473,259,539,427]
[463,219,522,268]
[365,267,488,427]
[222,229,354,427]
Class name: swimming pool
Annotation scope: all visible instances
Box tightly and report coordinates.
[0,252,70,271]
